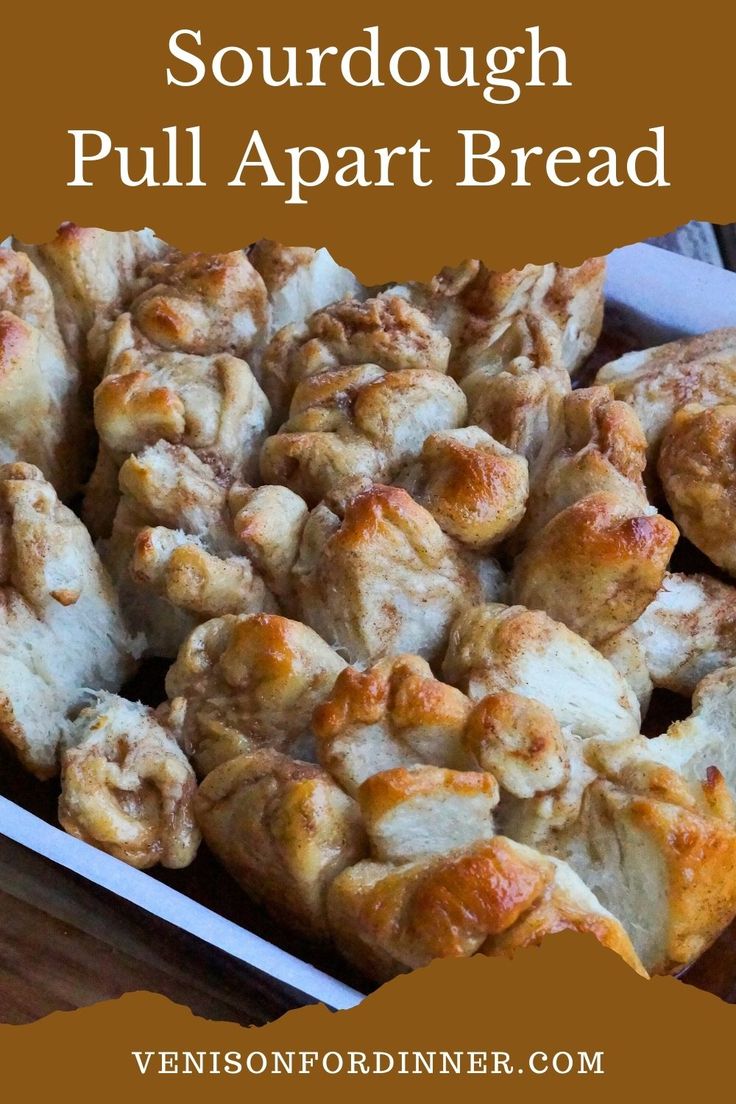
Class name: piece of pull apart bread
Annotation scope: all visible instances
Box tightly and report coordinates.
[595,329,736,462]
[659,403,736,578]
[258,295,450,425]
[293,483,505,667]
[100,442,308,657]
[14,223,168,384]
[248,239,364,337]
[0,247,87,498]
[194,749,366,939]
[387,258,605,384]
[86,249,273,536]
[439,608,736,974]
[313,654,473,796]
[59,693,200,869]
[0,464,138,777]
[328,827,644,982]
[162,613,346,776]
[261,365,466,506]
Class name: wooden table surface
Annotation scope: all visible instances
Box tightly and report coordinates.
[3,223,736,1026]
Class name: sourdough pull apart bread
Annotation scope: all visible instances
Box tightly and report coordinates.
[8,230,736,991]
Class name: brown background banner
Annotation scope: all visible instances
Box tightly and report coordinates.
[2,1,735,281]
[1,936,732,1100]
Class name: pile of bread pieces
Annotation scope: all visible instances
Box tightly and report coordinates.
[4,225,736,984]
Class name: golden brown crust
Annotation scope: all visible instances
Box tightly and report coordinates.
[506,727,736,974]
[659,403,736,577]
[164,613,346,775]
[327,834,642,981]
[194,749,366,938]
[512,492,679,646]
[463,692,568,799]
[129,250,269,361]
[512,386,649,546]
[313,654,472,795]
[327,837,551,979]
[396,427,529,550]
[490,858,646,974]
